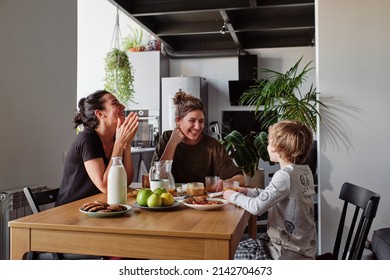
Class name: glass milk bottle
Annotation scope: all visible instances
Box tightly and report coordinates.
[107,157,127,204]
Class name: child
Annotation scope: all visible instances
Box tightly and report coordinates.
[222,120,317,260]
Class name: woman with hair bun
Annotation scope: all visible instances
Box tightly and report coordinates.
[56,90,139,206]
[152,91,244,188]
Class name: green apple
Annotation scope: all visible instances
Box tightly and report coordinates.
[147,193,162,207]
[153,187,168,196]
[136,188,153,206]
[160,193,175,206]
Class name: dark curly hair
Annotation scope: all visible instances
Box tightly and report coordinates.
[73,90,110,129]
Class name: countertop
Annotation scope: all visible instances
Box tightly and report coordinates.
[131,147,155,154]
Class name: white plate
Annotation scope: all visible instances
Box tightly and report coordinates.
[174,195,187,202]
[79,204,132,217]
[134,201,181,211]
[207,191,223,198]
[183,198,227,210]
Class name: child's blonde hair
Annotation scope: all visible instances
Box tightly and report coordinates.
[268,120,313,164]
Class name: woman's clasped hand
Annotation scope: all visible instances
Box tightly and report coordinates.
[115,111,139,149]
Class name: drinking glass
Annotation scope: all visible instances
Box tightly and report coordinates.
[142,174,150,188]
[223,180,240,191]
[205,176,220,193]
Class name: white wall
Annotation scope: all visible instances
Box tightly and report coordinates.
[77,0,145,102]
[317,0,390,252]
[0,0,77,191]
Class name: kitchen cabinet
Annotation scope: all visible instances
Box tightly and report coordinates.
[127,51,169,112]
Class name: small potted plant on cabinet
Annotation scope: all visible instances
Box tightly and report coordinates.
[122,27,145,52]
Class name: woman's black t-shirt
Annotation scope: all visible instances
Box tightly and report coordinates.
[55,129,109,206]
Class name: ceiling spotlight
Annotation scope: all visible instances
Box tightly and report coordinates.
[220,21,228,35]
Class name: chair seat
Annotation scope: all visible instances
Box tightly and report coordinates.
[372,227,390,260]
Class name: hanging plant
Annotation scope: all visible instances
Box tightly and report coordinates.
[104,48,135,105]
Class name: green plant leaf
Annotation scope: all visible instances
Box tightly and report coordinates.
[223,130,245,146]
[238,56,325,132]
[104,48,135,105]
[222,130,269,176]
[122,28,144,51]
[254,132,270,162]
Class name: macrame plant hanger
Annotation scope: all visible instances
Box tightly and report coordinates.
[110,5,122,93]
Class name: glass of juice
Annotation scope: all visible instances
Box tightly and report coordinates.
[223,180,240,191]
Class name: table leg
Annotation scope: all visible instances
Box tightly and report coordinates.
[10,227,30,260]
[248,214,257,239]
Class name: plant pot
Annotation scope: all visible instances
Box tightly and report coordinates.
[244,168,265,188]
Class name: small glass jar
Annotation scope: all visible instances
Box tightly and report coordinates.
[186,182,205,196]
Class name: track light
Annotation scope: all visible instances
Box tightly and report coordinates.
[311,36,315,47]
[220,21,228,35]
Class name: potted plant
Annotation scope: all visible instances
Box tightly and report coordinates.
[222,130,269,187]
[224,57,325,187]
[237,57,325,184]
[239,56,326,132]
[122,28,145,52]
[103,48,135,105]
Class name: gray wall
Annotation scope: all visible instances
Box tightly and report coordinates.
[0,0,77,191]
[317,0,390,252]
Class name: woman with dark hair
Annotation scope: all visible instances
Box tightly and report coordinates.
[152,91,244,187]
[56,90,139,206]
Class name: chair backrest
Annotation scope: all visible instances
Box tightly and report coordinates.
[23,187,59,214]
[333,182,381,260]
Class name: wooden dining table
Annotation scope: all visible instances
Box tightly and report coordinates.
[9,192,255,260]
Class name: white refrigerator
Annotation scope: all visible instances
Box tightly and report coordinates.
[161,76,208,132]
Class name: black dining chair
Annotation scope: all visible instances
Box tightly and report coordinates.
[316,182,381,260]
[23,186,102,260]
